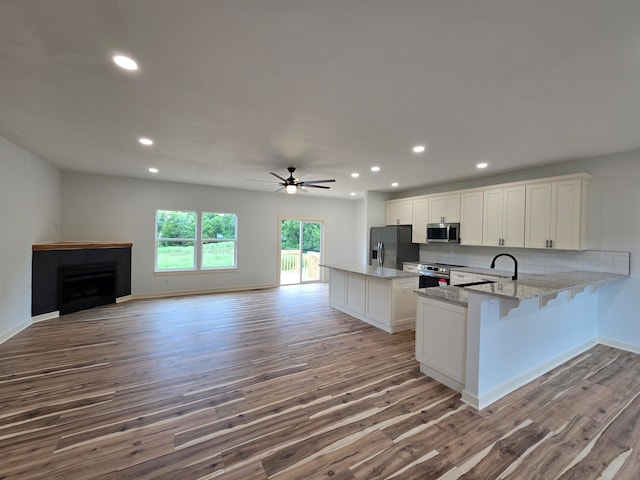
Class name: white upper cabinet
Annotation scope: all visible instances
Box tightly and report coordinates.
[411,196,429,243]
[428,194,461,223]
[483,185,525,247]
[459,190,483,245]
[524,183,552,249]
[385,199,413,225]
[525,177,588,250]
[384,173,589,251]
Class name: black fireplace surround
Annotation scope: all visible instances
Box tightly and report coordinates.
[32,244,131,316]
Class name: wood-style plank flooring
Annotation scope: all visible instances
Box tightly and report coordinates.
[1,283,639,479]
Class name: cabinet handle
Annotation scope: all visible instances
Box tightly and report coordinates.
[550,239,554,248]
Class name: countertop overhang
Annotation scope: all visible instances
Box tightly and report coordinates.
[321,264,417,279]
[416,270,627,307]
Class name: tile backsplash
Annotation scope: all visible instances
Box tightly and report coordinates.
[419,245,630,276]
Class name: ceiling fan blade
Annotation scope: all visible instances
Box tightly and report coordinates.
[269,172,287,182]
[302,184,331,189]
[300,179,336,185]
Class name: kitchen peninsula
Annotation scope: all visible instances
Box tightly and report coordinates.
[415,270,627,410]
[321,264,418,333]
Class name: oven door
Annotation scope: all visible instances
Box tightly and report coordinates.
[419,274,449,288]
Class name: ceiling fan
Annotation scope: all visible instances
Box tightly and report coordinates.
[270,167,335,194]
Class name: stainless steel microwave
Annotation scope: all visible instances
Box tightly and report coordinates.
[426,222,460,243]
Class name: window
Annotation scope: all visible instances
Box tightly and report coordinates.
[202,212,237,269]
[156,210,237,271]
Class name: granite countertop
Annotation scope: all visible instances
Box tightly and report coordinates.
[416,270,627,307]
[321,264,417,279]
[415,285,470,307]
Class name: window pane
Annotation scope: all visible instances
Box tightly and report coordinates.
[202,240,236,268]
[156,241,195,270]
[156,210,196,239]
[202,212,236,240]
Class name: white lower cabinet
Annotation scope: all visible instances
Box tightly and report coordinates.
[416,296,467,392]
[345,272,366,316]
[328,268,418,333]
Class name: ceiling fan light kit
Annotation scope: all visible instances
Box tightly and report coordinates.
[269,167,335,194]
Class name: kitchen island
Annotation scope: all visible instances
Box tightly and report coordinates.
[415,270,627,410]
[322,264,418,333]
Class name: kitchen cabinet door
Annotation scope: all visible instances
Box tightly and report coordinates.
[411,197,429,243]
[502,185,526,247]
[386,199,413,226]
[345,272,366,316]
[428,194,460,223]
[525,178,586,250]
[460,190,483,245]
[416,297,467,389]
[525,182,552,249]
[484,185,525,247]
[482,188,504,247]
[550,179,584,250]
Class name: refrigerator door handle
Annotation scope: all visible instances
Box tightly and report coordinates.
[379,241,385,267]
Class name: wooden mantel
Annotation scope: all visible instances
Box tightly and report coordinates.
[32,242,133,251]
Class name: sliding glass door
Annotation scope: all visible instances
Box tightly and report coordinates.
[280,219,323,285]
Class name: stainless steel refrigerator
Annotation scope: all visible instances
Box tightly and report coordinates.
[369,225,419,270]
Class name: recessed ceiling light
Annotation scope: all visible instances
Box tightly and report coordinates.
[351,172,360,178]
[350,192,356,196]
[412,145,426,154]
[371,166,381,172]
[477,162,488,169]
[139,137,154,146]
[112,55,138,71]
[148,167,159,173]
[391,182,399,187]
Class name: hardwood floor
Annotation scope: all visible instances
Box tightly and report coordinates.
[0,283,639,479]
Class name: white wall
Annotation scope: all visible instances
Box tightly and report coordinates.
[61,172,359,297]
[0,136,60,341]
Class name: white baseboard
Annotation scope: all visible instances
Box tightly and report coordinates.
[462,338,598,410]
[116,295,133,303]
[32,311,59,323]
[0,319,31,344]
[597,336,640,355]
[131,283,278,300]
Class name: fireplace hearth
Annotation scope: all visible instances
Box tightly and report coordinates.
[58,263,117,315]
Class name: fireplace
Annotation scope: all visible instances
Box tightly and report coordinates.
[58,263,117,315]
[32,242,132,317]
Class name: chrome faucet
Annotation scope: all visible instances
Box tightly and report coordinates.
[490,253,518,280]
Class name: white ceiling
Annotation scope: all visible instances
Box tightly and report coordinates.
[1,1,640,198]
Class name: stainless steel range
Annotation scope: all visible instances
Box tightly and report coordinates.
[417,262,466,288]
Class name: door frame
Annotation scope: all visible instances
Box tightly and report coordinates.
[277,216,326,285]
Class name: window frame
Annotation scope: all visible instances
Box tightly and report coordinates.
[155,209,238,273]
[200,211,238,271]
